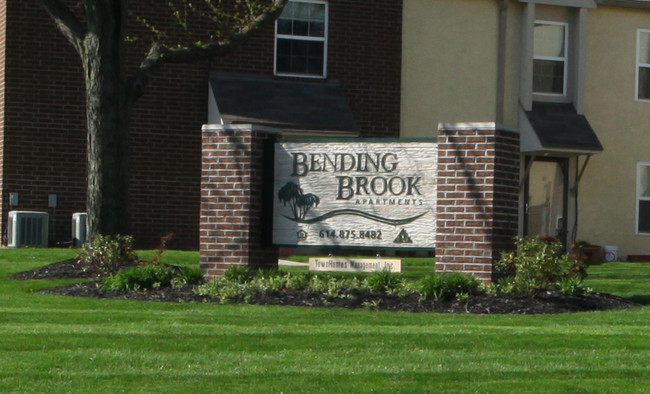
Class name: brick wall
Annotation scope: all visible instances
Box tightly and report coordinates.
[210,0,403,138]
[0,0,402,249]
[1,1,87,246]
[200,125,279,278]
[435,125,520,281]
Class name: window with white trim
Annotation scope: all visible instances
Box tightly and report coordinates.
[636,30,650,100]
[533,21,568,95]
[275,0,328,78]
[637,162,650,234]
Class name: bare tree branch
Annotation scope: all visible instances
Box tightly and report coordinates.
[39,0,86,54]
[137,0,288,76]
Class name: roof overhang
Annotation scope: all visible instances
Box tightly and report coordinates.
[596,0,650,10]
[520,102,603,156]
[209,72,358,137]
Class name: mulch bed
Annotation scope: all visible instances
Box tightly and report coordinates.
[10,259,641,314]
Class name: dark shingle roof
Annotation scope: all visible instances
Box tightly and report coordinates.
[525,102,603,152]
[210,72,358,133]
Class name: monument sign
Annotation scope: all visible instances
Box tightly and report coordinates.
[273,141,437,248]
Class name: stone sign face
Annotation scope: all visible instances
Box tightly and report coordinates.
[309,258,402,273]
[273,141,437,248]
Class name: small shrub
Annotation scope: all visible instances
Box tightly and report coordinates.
[255,269,287,292]
[304,275,362,298]
[496,236,587,294]
[558,277,592,296]
[418,272,480,301]
[365,268,403,293]
[100,263,176,291]
[481,282,499,295]
[78,235,138,277]
[328,277,363,297]
[282,272,311,291]
[306,275,328,293]
[223,265,255,284]
[455,292,469,303]
[171,266,205,288]
[194,278,261,304]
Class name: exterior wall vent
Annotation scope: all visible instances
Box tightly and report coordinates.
[7,211,49,248]
[72,212,87,247]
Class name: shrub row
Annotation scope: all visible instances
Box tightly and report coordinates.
[77,235,592,300]
[194,266,481,305]
[77,234,205,291]
[100,264,205,291]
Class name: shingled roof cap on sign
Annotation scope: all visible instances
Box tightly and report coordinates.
[210,72,358,133]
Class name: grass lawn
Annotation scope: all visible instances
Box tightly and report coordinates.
[1,249,649,392]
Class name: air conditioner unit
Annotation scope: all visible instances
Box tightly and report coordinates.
[72,212,87,247]
[7,211,49,248]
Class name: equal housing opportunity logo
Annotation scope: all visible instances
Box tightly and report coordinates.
[272,141,437,248]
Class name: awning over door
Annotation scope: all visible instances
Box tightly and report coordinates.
[520,102,603,155]
[209,72,358,136]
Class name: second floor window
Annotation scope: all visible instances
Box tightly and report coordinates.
[275,0,328,78]
[638,162,650,234]
[637,30,650,100]
[533,21,568,96]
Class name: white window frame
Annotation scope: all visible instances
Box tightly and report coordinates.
[637,162,650,235]
[274,0,328,79]
[636,29,650,102]
[533,21,569,97]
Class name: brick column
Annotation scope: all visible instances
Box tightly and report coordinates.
[435,124,519,281]
[200,124,281,279]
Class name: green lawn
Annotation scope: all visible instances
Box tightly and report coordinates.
[1,249,649,392]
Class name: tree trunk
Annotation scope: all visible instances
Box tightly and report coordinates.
[83,1,131,240]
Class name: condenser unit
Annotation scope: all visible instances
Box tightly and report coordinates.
[72,212,87,247]
[7,211,49,248]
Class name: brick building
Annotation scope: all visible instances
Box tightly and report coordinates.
[0,0,403,249]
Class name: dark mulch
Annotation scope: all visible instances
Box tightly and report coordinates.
[11,260,640,314]
[10,258,94,280]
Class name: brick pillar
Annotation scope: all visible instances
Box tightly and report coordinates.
[200,124,281,279]
[435,125,519,281]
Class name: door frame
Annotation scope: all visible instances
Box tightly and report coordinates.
[523,156,570,245]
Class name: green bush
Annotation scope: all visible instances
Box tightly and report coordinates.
[305,275,362,297]
[253,269,287,291]
[558,277,592,296]
[223,265,255,284]
[364,268,404,293]
[282,272,311,291]
[171,266,206,288]
[100,263,176,291]
[100,264,204,291]
[418,272,480,301]
[496,236,588,295]
[194,278,262,304]
[78,235,138,277]
[195,267,479,305]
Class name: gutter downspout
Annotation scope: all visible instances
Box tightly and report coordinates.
[496,0,510,126]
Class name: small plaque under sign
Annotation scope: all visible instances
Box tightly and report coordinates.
[309,258,401,273]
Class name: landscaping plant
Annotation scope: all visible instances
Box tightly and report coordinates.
[77,234,138,277]
[418,272,480,301]
[196,265,482,305]
[364,268,405,293]
[100,264,205,291]
[495,236,589,295]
